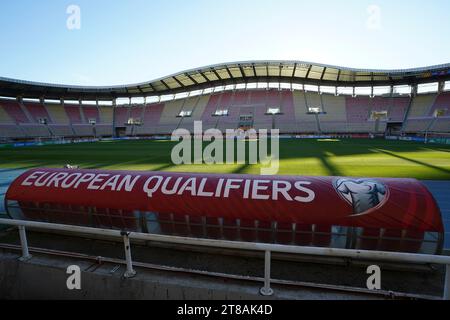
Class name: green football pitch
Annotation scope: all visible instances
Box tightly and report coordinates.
[0,138,449,180]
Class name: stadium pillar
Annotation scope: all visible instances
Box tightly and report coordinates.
[112,98,117,137]
[438,81,444,94]
[18,226,32,262]
[122,231,136,278]
[260,250,274,296]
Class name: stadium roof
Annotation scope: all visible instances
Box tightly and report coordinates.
[1,60,450,100]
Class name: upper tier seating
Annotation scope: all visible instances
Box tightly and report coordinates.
[0,101,30,123]
[134,104,164,135]
[0,103,14,124]
[114,107,130,127]
[215,92,242,131]
[45,104,70,124]
[429,92,450,116]
[1,89,449,140]
[201,93,225,130]
[251,90,273,130]
[178,96,210,133]
[409,94,437,118]
[82,106,100,123]
[388,97,410,121]
[64,105,83,124]
[24,102,52,123]
[292,91,318,132]
[346,97,371,123]
[99,106,114,124]
[274,91,297,133]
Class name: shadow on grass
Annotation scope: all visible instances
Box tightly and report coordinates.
[375,149,450,176]
[318,152,343,176]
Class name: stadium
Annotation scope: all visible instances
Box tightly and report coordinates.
[0,60,449,300]
[0,1,449,303]
[0,61,449,177]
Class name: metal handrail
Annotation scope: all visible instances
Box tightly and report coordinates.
[0,218,449,299]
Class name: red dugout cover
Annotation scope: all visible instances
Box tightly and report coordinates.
[5,168,444,232]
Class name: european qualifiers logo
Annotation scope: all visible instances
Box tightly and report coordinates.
[333,178,388,216]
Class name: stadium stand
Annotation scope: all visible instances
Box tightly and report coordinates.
[98,106,113,124]
[72,124,94,137]
[0,90,448,140]
[47,124,74,137]
[45,104,70,124]
[430,117,450,132]
[95,106,114,137]
[1,100,30,123]
[346,97,371,123]
[178,96,210,132]
[153,99,185,134]
[200,93,222,130]
[81,106,100,123]
[344,97,377,133]
[388,97,410,121]
[20,124,51,137]
[430,92,450,116]
[65,105,83,124]
[292,91,319,133]
[404,118,435,133]
[274,91,297,133]
[318,95,347,133]
[114,107,130,127]
[0,102,15,124]
[251,90,273,130]
[134,103,164,135]
[216,91,242,131]
[0,125,24,139]
[409,94,437,118]
[23,102,52,123]
[125,105,145,135]
[0,60,447,141]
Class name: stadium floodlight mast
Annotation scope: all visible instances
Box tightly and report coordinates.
[171,121,280,175]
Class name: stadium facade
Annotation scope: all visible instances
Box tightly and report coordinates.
[0,60,449,141]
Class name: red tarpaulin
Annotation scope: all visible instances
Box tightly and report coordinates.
[5,168,444,233]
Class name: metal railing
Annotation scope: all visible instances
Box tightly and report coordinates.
[1,218,449,299]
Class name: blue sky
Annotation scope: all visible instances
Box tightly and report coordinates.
[0,0,449,86]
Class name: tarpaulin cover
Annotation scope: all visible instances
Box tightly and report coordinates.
[5,168,444,232]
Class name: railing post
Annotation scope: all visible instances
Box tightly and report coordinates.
[18,226,32,261]
[444,265,450,300]
[121,231,136,278]
[260,250,274,296]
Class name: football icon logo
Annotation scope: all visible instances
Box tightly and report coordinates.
[333,178,388,216]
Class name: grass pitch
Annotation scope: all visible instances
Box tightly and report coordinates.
[0,139,449,180]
